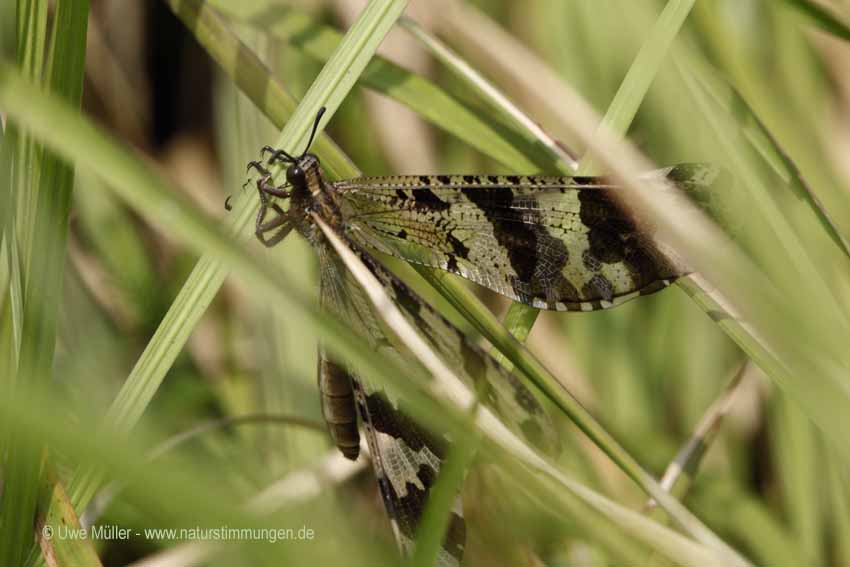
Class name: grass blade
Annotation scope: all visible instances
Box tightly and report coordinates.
[648,362,749,509]
[577,0,696,175]
[212,2,557,173]
[781,0,850,42]
[1,0,89,564]
[398,16,576,171]
[695,69,850,261]
[36,468,104,567]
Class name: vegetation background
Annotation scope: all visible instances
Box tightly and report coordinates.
[2,0,850,566]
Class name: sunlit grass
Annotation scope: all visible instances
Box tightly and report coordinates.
[1,1,850,566]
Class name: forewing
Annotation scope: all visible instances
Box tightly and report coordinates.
[338,164,721,311]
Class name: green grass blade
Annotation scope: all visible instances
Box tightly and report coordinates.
[212,3,557,174]
[1,127,22,374]
[36,469,104,567]
[781,0,850,42]
[577,0,695,175]
[692,483,809,567]
[693,68,850,262]
[828,459,850,566]
[397,15,576,172]
[771,395,823,563]
[64,0,407,514]
[1,0,89,564]
[166,0,356,179]
[14,0,48,268]
[411,434,478,567]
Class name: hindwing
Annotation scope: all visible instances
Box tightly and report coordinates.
[316,231,556,566]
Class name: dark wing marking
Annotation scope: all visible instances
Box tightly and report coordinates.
[316,230,558,565]
[337,164,721,311]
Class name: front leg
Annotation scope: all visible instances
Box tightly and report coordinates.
[259,183,291,200]
[247,156,292,200]
[246,158,293,247]
[255,197,292,247]
[257,220,292,248]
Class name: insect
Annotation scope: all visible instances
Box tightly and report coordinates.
[242,108,721,566]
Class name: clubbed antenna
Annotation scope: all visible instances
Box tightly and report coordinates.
[302,106,326,157]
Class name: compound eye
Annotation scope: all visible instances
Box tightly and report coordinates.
[286,165,306,187]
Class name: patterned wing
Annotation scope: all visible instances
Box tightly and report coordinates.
[318,239,464,566]
[316,232,557,566]
[337,164,722,311]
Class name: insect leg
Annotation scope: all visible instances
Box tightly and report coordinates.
[261,145,296,165]
[258,222,293,247]
[246,160,271,177]
[257,204,288,231]
[258,182,290,200]
[255,201,292,247]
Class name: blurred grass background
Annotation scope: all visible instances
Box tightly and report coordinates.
[2,0,850,565]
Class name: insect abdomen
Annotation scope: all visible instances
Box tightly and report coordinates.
[318,355,360,460]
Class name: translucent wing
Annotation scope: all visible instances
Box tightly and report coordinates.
[337,164,721,311]
[316,232,556,566]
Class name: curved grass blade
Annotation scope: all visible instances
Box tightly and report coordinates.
[81,415,327,528]
[781,0,850,43]
[397,16,576,172]
[693,67,850,262]
[211,3,556,174]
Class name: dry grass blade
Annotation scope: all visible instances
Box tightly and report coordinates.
[648,362,750,510]
[399,16,577,171]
